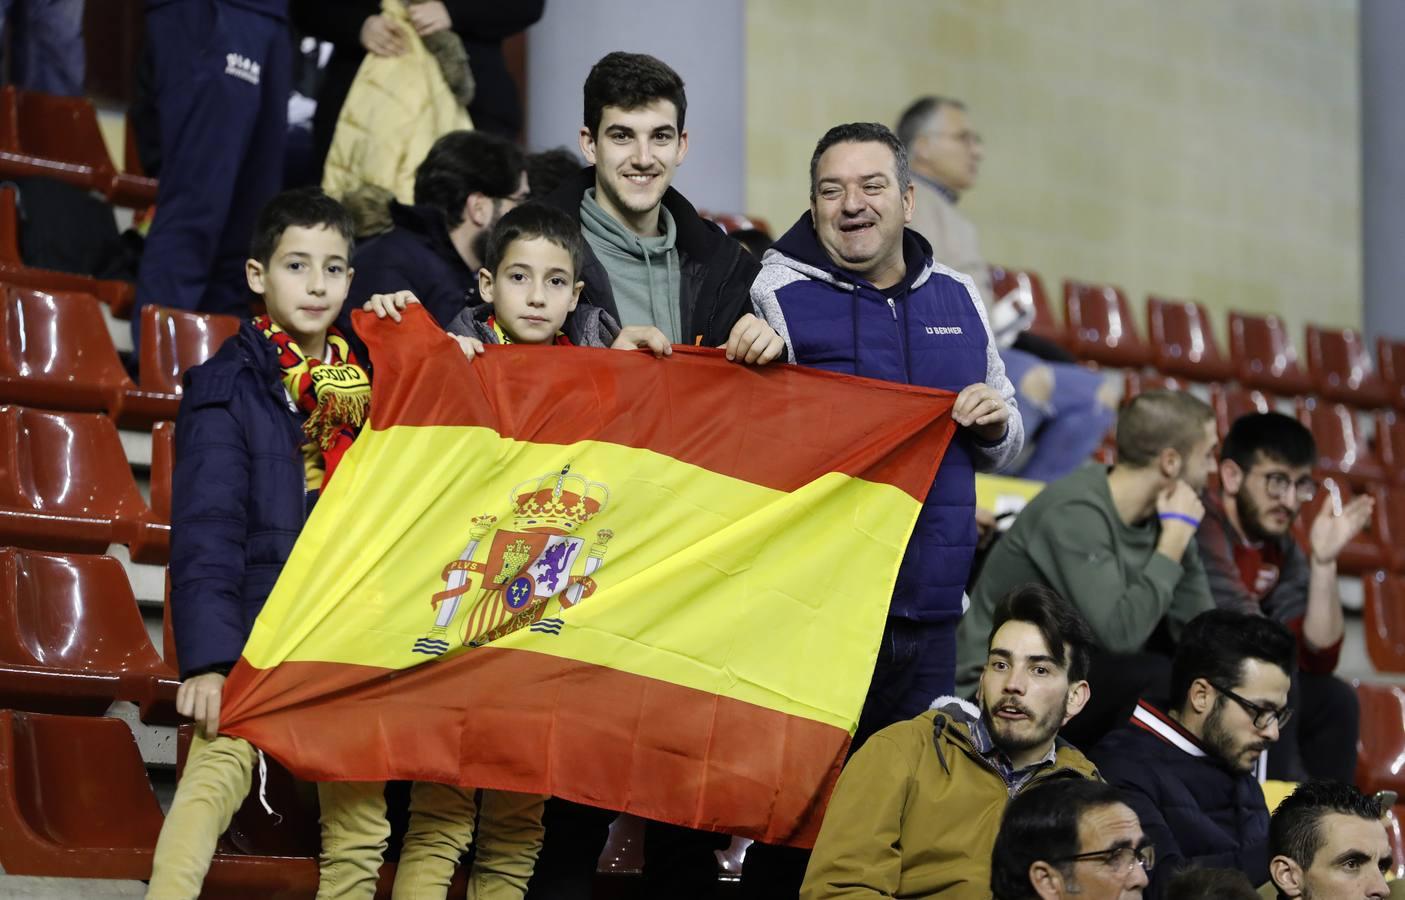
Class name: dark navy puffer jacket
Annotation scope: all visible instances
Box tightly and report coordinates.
[169,321,319,678]
[751,214,1022,622]
[1089,707,1271,898]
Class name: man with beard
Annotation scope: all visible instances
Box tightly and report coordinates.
[1269,781,1393,900]
[347,130,528,326]
[1196,412,1370,783]
[800,584,1100,900]
[1088,609,1295,898]
[959,390,1217,748]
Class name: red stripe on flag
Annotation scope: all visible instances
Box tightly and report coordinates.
[352,306,957,501]
[221,647,848,846]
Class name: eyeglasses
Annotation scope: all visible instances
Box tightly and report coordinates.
[1212,682,1293,730]
[1261,471,1317,502]
[1052,843,1156,875]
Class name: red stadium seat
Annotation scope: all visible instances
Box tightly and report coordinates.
[1371,485,1405,574]
[1375,412,1405,487]
[991,266,1066,349]
[0,284,132,414]
[0,186,136,317]
[1292,476,1383,575]
[0,709,165,879]
[0,86,157,208]
[1355,682,1405,797]
[1063,280,1150,368]
[1146,297,1235,383]
[1209,384,1277,439]
[139,304,241,398]
[0,405,169,562]
[1123,371,1188,399]
[1305,325,1388,409]
[0,547,178,721]
[1228,312,1314,396]
[1378,337,1405,413]
[152,418,174,525]
[699,211,772,238]
[1363,573,1405,673]
[1296,397,1385,489]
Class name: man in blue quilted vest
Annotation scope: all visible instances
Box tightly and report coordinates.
[742,121,1025,897]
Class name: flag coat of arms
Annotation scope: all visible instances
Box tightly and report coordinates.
[219,305,958,846]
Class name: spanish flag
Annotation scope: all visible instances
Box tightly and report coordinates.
[219,305,957,845]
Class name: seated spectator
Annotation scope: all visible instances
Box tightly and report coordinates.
[990,778,1153,900]
[1197,413,1369,783]
[526,147,584,199]
[800,584,1099,899]
[1088,610,1295,896]
[1163,868,1259,900]
[346,130,528,326]
[958,391,1218,747]
[896,95,1116,482]
[1268,782,1392,900]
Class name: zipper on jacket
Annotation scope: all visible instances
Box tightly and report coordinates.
[886,297,897,320]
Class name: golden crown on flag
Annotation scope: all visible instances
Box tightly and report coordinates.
[510,465,610,533]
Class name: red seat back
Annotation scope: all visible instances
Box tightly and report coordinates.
[1063,280,1149,368]
[1355,682,1405,796]
[1228,312,1315,395]
[1146,296,1233,382]
[1297,397,1385,488]
[1209,384,1277,439]
[1365,573,1405,672]
[1378,337,1405,413]
[1305,325,1387,408]
[139,305,240,396]
[0,405,149,521]
[991,266,1064,347]
[0,284,133,413]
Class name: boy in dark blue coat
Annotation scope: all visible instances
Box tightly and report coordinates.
[148,187,373,897]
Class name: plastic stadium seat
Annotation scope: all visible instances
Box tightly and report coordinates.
[0,86,157,207]
[1372,485,1405,574]
[152,418,174,525]
[1296,397,1386,489]
[1209,384,1277,439]
[1292,476,1383,575]
[0,547,178,721]
[1305,325,1388,409]
[1063,280,1151,368]
[699,211,772,238]
[0,709,165,878]
[0,186,136,317]
[0,405,169,562]
[1378,337,1405,413]
[1123,371,1188,400]
[1364,573,1405,673]
[0,283,132,414]
[1228,312,1315,396]
[991,265,1066,348]
[1376,412,1405,487]
[1146,296,1235,383]
[1354,682,1405,797]
[139,304,241,398]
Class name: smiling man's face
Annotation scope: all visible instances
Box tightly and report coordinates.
[810,139,913,289]
[581,99,687,236]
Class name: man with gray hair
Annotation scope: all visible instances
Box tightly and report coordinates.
[897,96,1116,482]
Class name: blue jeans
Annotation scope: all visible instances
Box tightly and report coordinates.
[1001,347,1114,482]
[0,0,84,96]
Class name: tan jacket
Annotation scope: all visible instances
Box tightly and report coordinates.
[801,704,1100,900]
[322,0,472,204]
[908,178,994,313]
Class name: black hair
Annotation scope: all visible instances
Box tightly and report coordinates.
[1164,867,1260,900]
[1115,390,1216,468]
[809,122,912,202]
[1270,781,1384,869]
[413,130,526,229]
[1169,609,1296,712]
[894,95,967,150]
[988,584,1097,682]
[526,147,582,200]
[1221,412,1316,472]
[583,52,686,137]
[991,779,1130,900]
[248,187,355,265]
[482,203,584,280]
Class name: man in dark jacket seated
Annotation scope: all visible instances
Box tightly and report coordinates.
[1088,609,1295,898]
[348,130,528,325]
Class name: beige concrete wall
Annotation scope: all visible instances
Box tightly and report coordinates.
[745,0,1361,333]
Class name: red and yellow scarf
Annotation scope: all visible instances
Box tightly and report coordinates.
[255,315,370,488]
[487,314,573,346]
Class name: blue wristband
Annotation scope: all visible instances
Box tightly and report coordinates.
[1159,512,1201,529]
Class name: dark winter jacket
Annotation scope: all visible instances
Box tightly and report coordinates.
[168,322,323,678]
[1088,701,1271,898]
[539,167,762,348]
[349,201,478,327]
[751,214,1023,623]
